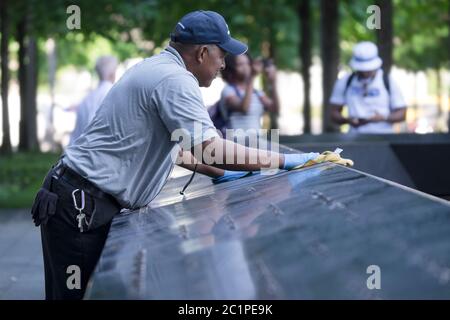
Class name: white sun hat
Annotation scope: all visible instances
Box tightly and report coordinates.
[349,41,383,72]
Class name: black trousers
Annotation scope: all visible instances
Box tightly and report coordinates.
[36,165,119,300]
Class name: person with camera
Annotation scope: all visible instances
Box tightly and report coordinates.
[220,53,279,133]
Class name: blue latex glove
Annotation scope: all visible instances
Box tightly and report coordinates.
[282,152,320,170]
[212,170,253,184]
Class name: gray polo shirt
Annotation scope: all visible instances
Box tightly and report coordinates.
[63,46,219,209]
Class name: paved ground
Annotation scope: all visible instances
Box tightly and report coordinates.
[0,209,44,300]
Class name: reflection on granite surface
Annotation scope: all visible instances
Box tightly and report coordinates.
[85,155,450,299]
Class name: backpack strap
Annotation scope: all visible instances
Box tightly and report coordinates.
[231,84,264,104]
[218,95,229,121]
[382,71,390,94]
[344,72,356,96]
[382,71,392,111]
[344,71,392,110]
[231,84,241,98]
[253,89,264,104]
[344,71,390,94]
[218,85,241,119]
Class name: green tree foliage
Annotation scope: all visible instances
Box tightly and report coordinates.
[8,0,447,74]
[393,0,449,71]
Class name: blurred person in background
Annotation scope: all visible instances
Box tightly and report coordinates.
[219,53,279,135]
[69,55,118,145]
[330,41,407,133]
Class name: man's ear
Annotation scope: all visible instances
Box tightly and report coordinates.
[196,45,209,64]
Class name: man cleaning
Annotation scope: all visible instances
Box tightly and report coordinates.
[31,10,340,300]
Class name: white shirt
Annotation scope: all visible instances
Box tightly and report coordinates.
[221,84,265,131]
[329,69,406,133]
[69,81,114,145]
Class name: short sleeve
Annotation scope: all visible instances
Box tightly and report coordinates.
[255,89,265,98]
[388,76,407,109]
[153,74,219,148]
[221,84,238,99]
[329,75,349,106]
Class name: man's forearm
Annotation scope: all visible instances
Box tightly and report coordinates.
[333,114,349,125]
[179,162,225,178]
[177,151,225,178]
[386,108,406,123]
[194,138,284,171]
[330,105,348,125]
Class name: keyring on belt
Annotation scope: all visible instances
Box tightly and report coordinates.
[72,189,92,232]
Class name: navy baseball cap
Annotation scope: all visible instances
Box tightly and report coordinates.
[170,10,248,55]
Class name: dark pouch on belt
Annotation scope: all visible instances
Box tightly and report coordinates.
[86,195,120,231]
[31,188,58,227]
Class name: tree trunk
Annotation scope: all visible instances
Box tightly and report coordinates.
[17,10,39,152]
[17,17,26,150]
[43,38,57,150]
[320,0,340,133]
[448,1,450,133]
[376,0,393,75]
[299,0,311,134]
[0,0,12,154]
[267,12,278,131]
[26,37,38,150]
[436,68,442,118]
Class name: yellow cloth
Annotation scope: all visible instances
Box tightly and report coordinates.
[293,151,354,169]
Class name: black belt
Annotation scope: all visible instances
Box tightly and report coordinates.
[52,160,121,208]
